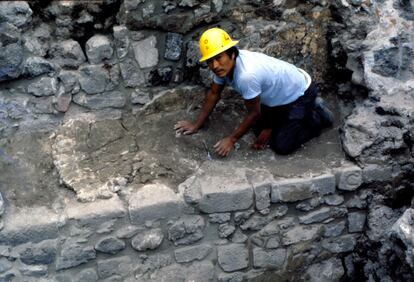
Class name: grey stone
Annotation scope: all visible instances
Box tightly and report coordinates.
[0,22,20,46]
[324,194,344,206]
[0,207,60,246]
[115,225,141,239]
[85,35,113,64]
[270,205,289,218]
[128,183,185,224]
[144,261,214,282]
[133,36,158,68]
[186,41,201,67]
[363,164,393,183]
[240,215,271,231]
[164,33,183,61]
[97,256,132,279]
[58,70,79,94]
[0,258,12,273]
[281,225,321,246]
[174,243,212,263]
[323,220,346,237]
[218,244,249,272]
[113,25,130,59]
[234,209,255,225]
[168,215,205,245]
[55,85,71,113]
[299,207,332,224]
[0,1,32,27]
[49,40,86,69]
[55,242,96,270]
[218,272,245,282]
[19,240,57,265]
[272,174,335,203]
[197,168,253,213]
[19,264,47,277]
[78,64,120,94]
[265,236,281,249]
[75,268,98,282]
[0,272,15,282]
[219,223,236,238]
[391,208,414,268]
[0,192,4,216]
[367,204,400,241]
[322,234,358,253]
[346,194,367,209]
[252,247,286,269]
[209,213,231,224]
[95,237,125,254]
[147,66,173,86]
[73,91,126,110]
[119,58,145,87]
[335,165,362,191]
[131,228,164,251]
[22,57,55,78]
[247,169,273,212]
[296,197,324,211]
[348,212,366,233]
[231,229,248,243]
[65,197,126,226]
[131,88,151,105]
[303,257,344,282]
[0,43,23,82]
[372,46,413,77]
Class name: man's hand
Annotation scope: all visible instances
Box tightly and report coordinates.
[214,137,236,157]
[174,121,198,135]
[252,128,272,150]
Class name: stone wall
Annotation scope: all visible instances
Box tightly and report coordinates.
[0,162,387,281]
[0,0,413,281]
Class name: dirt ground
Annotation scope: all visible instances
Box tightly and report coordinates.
[0,85,345,208]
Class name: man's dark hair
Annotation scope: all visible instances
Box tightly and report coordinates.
[225,47,239,59]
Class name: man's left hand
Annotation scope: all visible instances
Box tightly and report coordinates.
[214,137,236,157]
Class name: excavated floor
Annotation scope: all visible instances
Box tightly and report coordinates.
[0,86,345,209]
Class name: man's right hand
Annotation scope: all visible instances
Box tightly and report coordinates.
[174,121,198,135]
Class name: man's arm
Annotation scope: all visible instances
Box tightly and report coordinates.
[214,96,261,156]
[175,83,224,134]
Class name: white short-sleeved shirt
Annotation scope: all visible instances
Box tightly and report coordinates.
[213,50,310,107]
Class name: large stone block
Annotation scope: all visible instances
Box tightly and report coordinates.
[56,240,96,270]
[78,64,120,94]
[65,196,126,226]
[281,225,321,246]
[73,91,126,110]
[49,40,86,69]
[197,167,253,213]
[131,228,164,251]
[335,165,362,191]
[133,36,158,68]
[0,1,32,27]
[128,183,185,224]
[168,215,205,246]
[246,169,274,212]
[321,234,358,253]
[27,77,58,97]
[97,256,132,279]
[164,32,183,61]
[0,207,60,246]
[174,243,212,263]
[252,247,286,269]
[0,43,24,82]
[272,174,335,203]
[85,35,113,64]
[218,244,249,272]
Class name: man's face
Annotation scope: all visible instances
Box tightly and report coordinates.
[206,51,235,78]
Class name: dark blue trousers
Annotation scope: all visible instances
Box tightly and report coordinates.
[253,83,324,155]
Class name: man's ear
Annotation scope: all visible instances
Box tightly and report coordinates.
[232,53,236,60]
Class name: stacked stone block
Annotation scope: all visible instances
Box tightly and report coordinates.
[0,162,371,281]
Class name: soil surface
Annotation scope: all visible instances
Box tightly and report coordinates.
[0,86,345,208]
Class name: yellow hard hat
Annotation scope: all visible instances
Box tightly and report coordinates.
[199,27,239,62]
